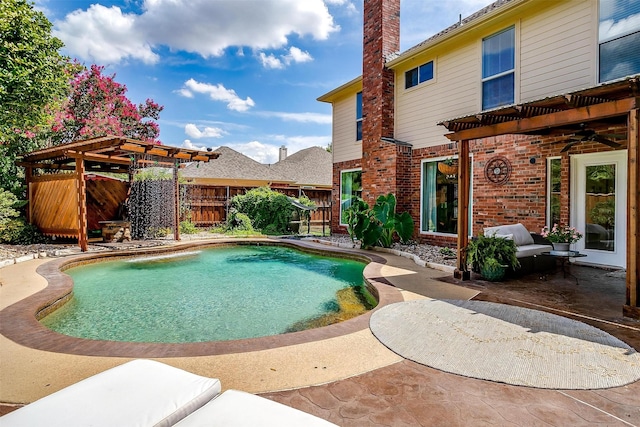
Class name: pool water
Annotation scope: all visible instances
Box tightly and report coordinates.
[41,245,370,343]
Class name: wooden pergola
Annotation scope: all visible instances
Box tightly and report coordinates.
[17,136,219,251]
[439,76,639,319]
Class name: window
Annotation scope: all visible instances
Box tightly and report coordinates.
[356,92,363,141]
[599,0,640,82]
[547,158,561,227]
[340,169,362,225]
[482,26,515,110]
[405,61,434,89]
[421,158,470,234]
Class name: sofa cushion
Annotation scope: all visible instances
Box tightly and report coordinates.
[484,223,534,247]
[175,389,339,427]
[516,244,553,258]
[1,359,221,427]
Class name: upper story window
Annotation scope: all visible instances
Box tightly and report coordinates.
[356,91,363,141]
[599,0,640,82]
[405,61,434,89]
[482,26,515,110]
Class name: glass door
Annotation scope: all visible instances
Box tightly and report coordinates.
[571,151,627,268]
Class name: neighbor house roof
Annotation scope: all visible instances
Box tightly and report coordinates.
[181,146,293,184]
[269,146,332,188]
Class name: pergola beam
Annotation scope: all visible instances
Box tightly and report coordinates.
[444,97,637,141]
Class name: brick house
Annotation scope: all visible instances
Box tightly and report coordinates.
[318,0,639,318]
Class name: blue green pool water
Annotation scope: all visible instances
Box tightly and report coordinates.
[41,245,368,343]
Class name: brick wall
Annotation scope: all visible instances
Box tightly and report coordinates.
[401,127,628,247]
[361,0,401,205]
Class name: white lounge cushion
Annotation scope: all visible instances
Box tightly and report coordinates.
[1,359,221,427]
[516,244,552,258]
[484,223,535,247]
[175,389,339,427]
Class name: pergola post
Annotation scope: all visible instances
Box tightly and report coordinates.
[624,108,639,319]
[75,159,88,252]
[455,139,471,280]
[174,162,180,242]
[25,166,32,223]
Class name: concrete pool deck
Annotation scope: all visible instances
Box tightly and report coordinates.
[3,238,638,425]
[0,238,474,405]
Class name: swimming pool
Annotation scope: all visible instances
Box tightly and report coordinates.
[41,244,374,343]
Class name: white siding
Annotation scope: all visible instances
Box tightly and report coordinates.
[332,95,362,163]
[396,42,480,150]
[520,0,595,100]
[394,0,597,151]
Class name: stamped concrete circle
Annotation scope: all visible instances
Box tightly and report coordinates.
[370,299,640,389]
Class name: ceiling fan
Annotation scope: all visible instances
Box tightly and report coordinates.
[557,124,624,152]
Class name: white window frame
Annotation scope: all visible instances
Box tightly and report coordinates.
[419,156,473,236]
[404,60,435,90]
[481,26,516,111]
[546,156,562,228]
[597,0,640,83]
[356,92,362,141]
[340,168,362,226]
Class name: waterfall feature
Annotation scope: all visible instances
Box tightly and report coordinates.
[127,156,178,240]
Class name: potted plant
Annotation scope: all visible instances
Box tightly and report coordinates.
[480,257,508,281]
[540,224,583,252]
[437,157,458,175]
[465,233,520,280]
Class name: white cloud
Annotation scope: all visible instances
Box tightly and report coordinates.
[178,79,255,112]
[225,141,281,164]
[258,52,284,70]
[258,46,313,69]
[184,123,226,139]
[53,0,338,64]
[283,47,313,65]
[182,139,208,151]
[53,4,159,64]
[257,111,331,124]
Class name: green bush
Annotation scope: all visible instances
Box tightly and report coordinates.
[231,187,294,234]
[0,217,47,244]
[180,220,198,234]
[1,189,20,224]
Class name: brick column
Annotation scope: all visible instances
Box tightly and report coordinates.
[361,0,401,206]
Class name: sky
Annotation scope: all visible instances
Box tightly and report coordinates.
[36,0,493,164]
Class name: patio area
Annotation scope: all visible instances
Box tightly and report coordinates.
[1,241,638,426]
[262,262,640,426]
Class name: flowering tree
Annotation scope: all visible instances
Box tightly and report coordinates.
[0,0,76,193]
[48,65,163,145]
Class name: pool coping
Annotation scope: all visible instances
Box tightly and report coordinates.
[0,238,404,358]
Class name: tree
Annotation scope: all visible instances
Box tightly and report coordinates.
[0,0,75,193]
[48,65,164,145]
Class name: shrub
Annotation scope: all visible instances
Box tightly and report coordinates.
[180,220,198,234]
[0,217,47,244]
[231,187,294,234]
[226,209,253,232]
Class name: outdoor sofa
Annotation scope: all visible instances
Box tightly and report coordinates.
[0,359,337,427]
[483,223,555,275]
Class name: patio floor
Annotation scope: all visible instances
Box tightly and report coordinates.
[1,242,638,426]
[260,264,640,426]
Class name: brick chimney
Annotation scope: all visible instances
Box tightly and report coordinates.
[361,0,411,211]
